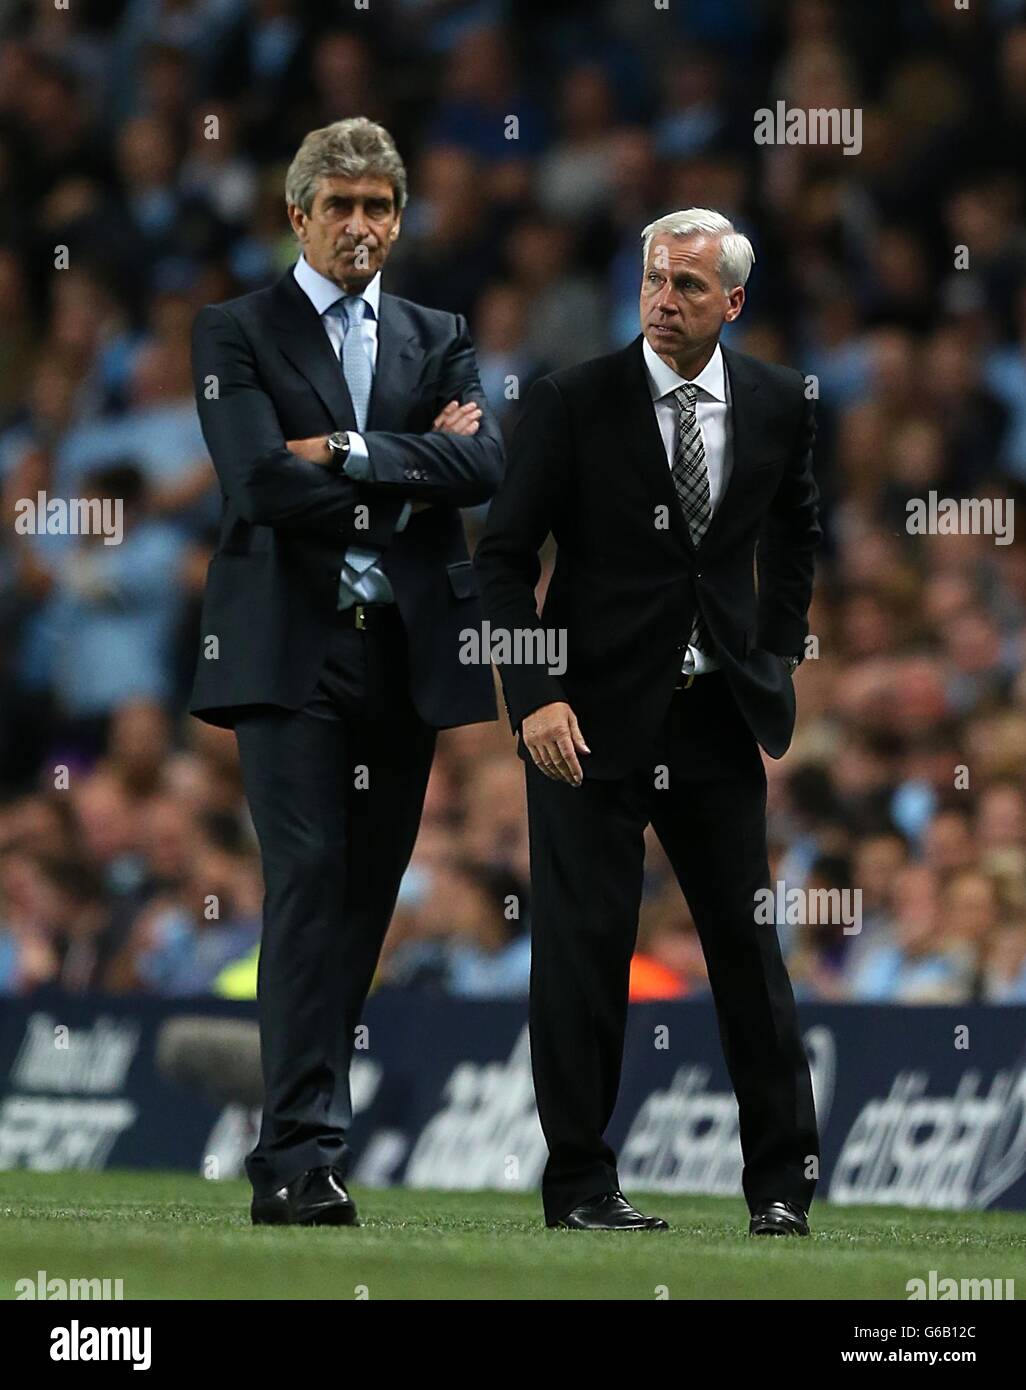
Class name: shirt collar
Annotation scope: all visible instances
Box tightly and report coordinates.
[642,337,727,404]
[293,254,381,320]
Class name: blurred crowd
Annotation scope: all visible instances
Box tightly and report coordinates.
[1,0,1026,1005]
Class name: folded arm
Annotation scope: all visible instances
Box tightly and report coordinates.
[192,305,403,546]
[356,315,505,508]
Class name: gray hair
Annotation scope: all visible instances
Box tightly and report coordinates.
[285,117,408,216]
[641,209,755,290]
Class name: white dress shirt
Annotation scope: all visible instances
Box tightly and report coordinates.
[642,337,733,675]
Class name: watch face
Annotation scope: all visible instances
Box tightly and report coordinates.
[328,432,348,454]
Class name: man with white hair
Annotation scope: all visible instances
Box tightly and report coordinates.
[475,208,822,1234]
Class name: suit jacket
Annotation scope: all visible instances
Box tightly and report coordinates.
[473,337,821,778]
[189,266,503,730]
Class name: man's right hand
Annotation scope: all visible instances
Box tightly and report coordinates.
[521,702,591,786]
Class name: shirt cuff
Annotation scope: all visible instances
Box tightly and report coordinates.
[343,434,408,533]
[342,433,371,481]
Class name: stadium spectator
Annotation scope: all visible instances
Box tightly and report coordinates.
[847,865,971,1002]
[384,859,531,998]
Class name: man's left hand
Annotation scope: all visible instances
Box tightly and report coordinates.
[432,399,481,435]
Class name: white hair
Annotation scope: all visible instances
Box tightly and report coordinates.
[641,208,755,290]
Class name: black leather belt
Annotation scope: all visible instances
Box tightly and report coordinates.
[335,603,398,631]
[674,669,725,692]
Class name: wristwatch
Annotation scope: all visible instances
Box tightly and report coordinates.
[782,655,800,674]
[326,431,351,472]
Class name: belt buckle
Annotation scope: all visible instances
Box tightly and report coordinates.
[354,604,367,631]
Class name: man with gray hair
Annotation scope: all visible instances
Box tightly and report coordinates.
[190,117,503,1225]
[476,208,821,1234]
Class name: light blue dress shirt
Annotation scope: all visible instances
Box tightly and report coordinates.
[292,255,410,609]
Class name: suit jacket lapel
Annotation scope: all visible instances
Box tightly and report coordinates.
[367,294,421,430]
[269,269,357,429]
[700,345,761,550]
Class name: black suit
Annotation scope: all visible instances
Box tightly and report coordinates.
[191,266,502,1195]
[474,338,819,776]
[475,337,821,1222]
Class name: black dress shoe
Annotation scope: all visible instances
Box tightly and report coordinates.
[549,1191,669,1231]
[288,1167,359,1226]
[749,1200,809,1236]
[251,1187,290,1226]
[251,1168,359,1227]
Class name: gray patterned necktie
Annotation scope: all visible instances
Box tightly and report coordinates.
[671,383,712,653]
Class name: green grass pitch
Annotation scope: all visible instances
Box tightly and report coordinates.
[1,1172,1024,1300]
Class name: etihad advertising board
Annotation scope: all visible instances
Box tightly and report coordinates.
[0,991,1024,1211]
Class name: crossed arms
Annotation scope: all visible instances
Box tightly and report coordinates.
[191,304,504,546]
